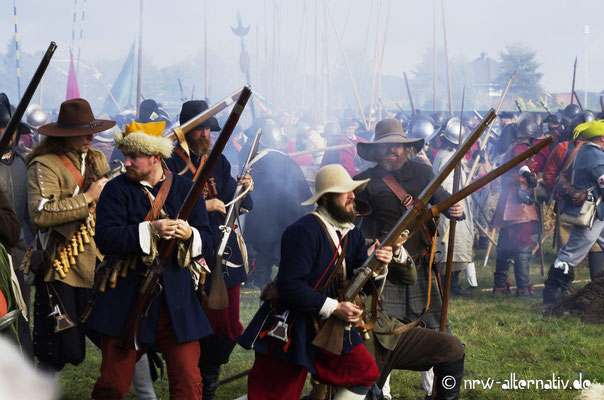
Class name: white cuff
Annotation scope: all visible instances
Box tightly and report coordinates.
[139,221,152,254]
[318,297,339,319]
[190,227,202,258]
[372,264,389,279]
[519,165,531,175]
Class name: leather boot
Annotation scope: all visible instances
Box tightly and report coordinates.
[433,356,464,400]
[588,252,604,281]
[200,364,220,400]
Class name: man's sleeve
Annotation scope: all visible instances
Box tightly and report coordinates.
[276,223,329,314]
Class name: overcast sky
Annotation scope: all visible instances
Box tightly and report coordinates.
[1,0,602,97]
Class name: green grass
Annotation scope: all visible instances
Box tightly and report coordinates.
[54,243,603,399]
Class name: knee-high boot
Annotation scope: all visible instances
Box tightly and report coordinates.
[433,356,464,400]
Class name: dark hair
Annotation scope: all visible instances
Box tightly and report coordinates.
[26,136,67,164]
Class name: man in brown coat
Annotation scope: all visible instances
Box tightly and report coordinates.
[26,98,112,372]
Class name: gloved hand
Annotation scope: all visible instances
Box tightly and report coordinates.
[519,165,537,188]
[553,259,570,275]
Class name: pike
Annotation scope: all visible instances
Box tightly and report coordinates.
[118,86,252,350]
[570,56,583,110]
[166,88,244,175]
[515,99,523,113]
[540,100,554,116]
[466,71,515,183]
[209,128,263,310]
[439,85,465,334]
[403,72,416,116]
[534,187,546,276]
[312,108,497,355]
[287,143,354,158]
[0,41,57,155]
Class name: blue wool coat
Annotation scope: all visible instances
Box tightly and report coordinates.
[88,173,214,344]
[561,142,604,221]
[239,214,369,374]
[165,146,253,289]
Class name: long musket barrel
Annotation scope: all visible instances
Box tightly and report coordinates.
[119,86,251,350]
[0,41,57,155]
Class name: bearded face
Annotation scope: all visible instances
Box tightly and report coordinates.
[324,192,357,224]
[376,143,409,171]
[186,127,211,156]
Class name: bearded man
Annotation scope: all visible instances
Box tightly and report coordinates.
[354,118,463,397]
[165,100,253,400]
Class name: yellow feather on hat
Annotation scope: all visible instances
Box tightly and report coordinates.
[573,120,604,141]
[124,120,166,138]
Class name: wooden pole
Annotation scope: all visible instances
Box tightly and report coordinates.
[368,0,381,126]
[358,1,374,106]
[327,1,369,129]
[136,0,143,118]
[441,0,453,117]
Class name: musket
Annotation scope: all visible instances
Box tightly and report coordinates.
[312,109,497,355]
[209,128,263,310]
[287,143,355,158]
[534,190,546,276]
[178,78,186,101]
[166,88,243,174]
[570,56,577,105]
[439,85,465,334]
[539,101,554,116]
[466,71,515,183]
[118,86,252,350]
[515,100,523,113]
[0,42,57,155]
[403,72,416,116]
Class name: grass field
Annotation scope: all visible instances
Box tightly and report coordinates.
[55,246,603,399]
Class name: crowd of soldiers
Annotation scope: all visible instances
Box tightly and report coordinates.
[0,88,602,400]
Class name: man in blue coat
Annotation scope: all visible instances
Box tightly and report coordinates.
[544,120,604,304]
[89,121,214,399]
[165,100,253,400]
[240,164,395,400]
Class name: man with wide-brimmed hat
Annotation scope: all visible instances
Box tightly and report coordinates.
[354,118,463,397]
[88,119,214,399]
[26,98,113,372]
[165,99,254,400]
[240,164,393,400]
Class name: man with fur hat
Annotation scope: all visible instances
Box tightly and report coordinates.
[239,164,394,400]
[353,118,463,397]
[543,120,604,304]
[26,98,112,372]
[88,119,214,398]
[165,99,254,400]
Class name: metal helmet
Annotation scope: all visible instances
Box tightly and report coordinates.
[0,93,10,127]
[516,119,540,139]
[94,125,120,143]
[517,111,536,124]
[579,110,596,123]
[562,104,581,121]
[409,118,436,142]
[431,111,447,128]
[442,117,468,145]
[544,114,561,126]
[25,103,41,116]
[323,121,341,137]
[259,118,287,150]
[26,109,51,128]
[462,114,479,130]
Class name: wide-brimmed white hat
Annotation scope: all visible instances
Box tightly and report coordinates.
[301,164,370,206]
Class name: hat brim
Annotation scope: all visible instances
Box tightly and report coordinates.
[38,119,116,137]
[191,116,221,132]
[357,134,424,162]
[301,178,369,206]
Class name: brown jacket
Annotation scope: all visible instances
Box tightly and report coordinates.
[27,149,109,288]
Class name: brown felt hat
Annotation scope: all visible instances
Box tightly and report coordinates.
[357,118,424,162]
[38,98,116,137]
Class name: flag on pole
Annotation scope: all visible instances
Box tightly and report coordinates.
[66,51,81,100]
[102,42,136,115]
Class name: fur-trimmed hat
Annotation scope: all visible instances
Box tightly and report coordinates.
[113,121,173,158]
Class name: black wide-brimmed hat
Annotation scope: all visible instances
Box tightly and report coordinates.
[357,118,424,162]
[38,98,115,137]
[179,100,221,132]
